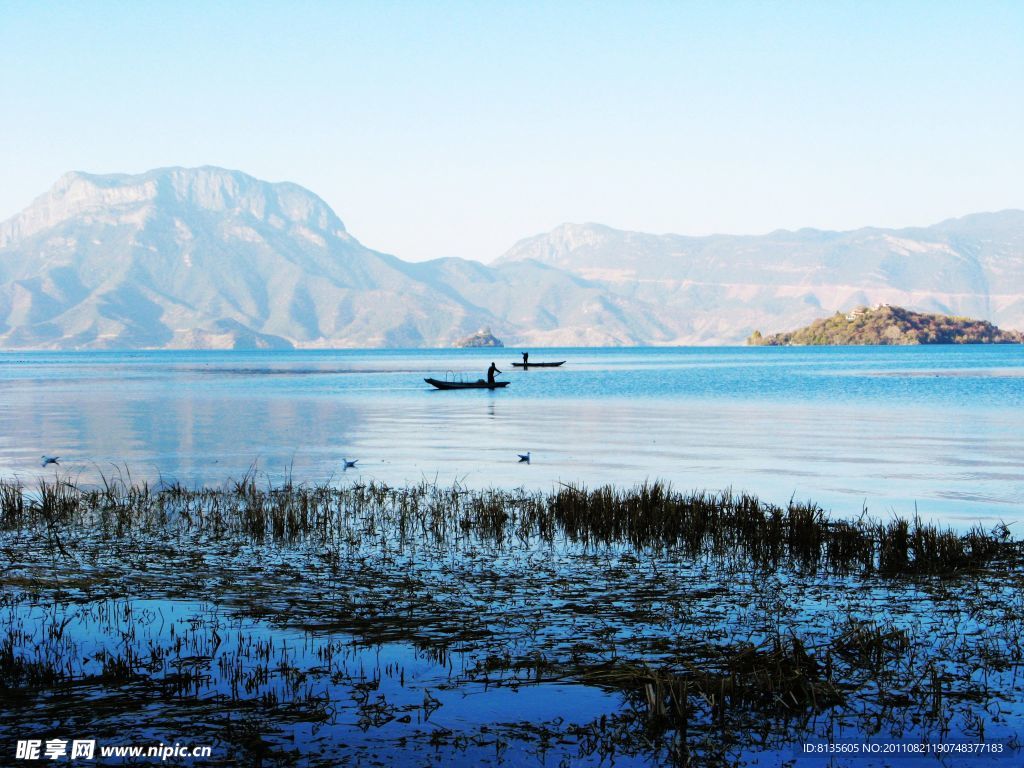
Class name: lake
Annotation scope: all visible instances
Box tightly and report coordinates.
[2,345,1022,528]
[4,345,1024,766]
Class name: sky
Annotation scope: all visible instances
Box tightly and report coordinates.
[1,0,1022,262]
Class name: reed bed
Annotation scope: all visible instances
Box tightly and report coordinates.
[2,473,1022,766]
[0,476,1014,576]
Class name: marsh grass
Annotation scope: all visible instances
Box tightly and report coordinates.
[1,477,1015,576]
[1,474,1022,766]
[549,483,1013,575]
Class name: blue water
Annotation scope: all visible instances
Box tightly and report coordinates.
[1,346,1022,526]
[4,597,627,766]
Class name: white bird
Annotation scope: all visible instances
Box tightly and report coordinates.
[40,455,60,467]
[517,452,530,463]
[343,458,359,470]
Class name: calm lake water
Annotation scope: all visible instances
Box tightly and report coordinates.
[2,345,1022,527]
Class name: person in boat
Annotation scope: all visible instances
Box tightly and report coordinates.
[487,362,501,384]
[522,352,529,366]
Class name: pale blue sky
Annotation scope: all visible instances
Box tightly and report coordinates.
[1,1,1021,261]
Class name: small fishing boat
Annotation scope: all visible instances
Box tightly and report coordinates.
[511,361,566,368]
[425,377,509,390]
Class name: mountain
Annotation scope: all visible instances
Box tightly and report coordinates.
[748,305,1023,346]
[2,167,1022,348]
[496,214,1024,342]
[0,167,674,348]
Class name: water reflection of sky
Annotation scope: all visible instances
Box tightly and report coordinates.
[1,346,1022,527]
[5,597,632,766]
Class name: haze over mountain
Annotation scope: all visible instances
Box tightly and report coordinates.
[1,166,1021,348]
[496,213,1024,342]
[0,167,672,348]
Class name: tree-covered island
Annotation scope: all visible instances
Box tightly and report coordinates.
[749,304,1024,346]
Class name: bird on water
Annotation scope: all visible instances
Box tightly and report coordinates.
[343,458,359,470]
[518,452,530,463]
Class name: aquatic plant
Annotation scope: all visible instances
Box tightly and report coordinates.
[1,474,1022,766]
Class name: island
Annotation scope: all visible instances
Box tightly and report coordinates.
[748,304,1024,346]
[453,327,504,348]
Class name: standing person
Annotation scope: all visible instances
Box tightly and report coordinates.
[522,352,529,366]
[487,362,501,384]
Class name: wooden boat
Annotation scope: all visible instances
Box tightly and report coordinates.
[511,361,566,368]
[425,377,509,390]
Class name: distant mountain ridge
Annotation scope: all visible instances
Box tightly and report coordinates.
[1,166,1022,348]
[0,167,676,348]
[495,213,1024,343]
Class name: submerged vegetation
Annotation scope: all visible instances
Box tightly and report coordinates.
[749,304,1024,346]
[2,474,1023,766]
